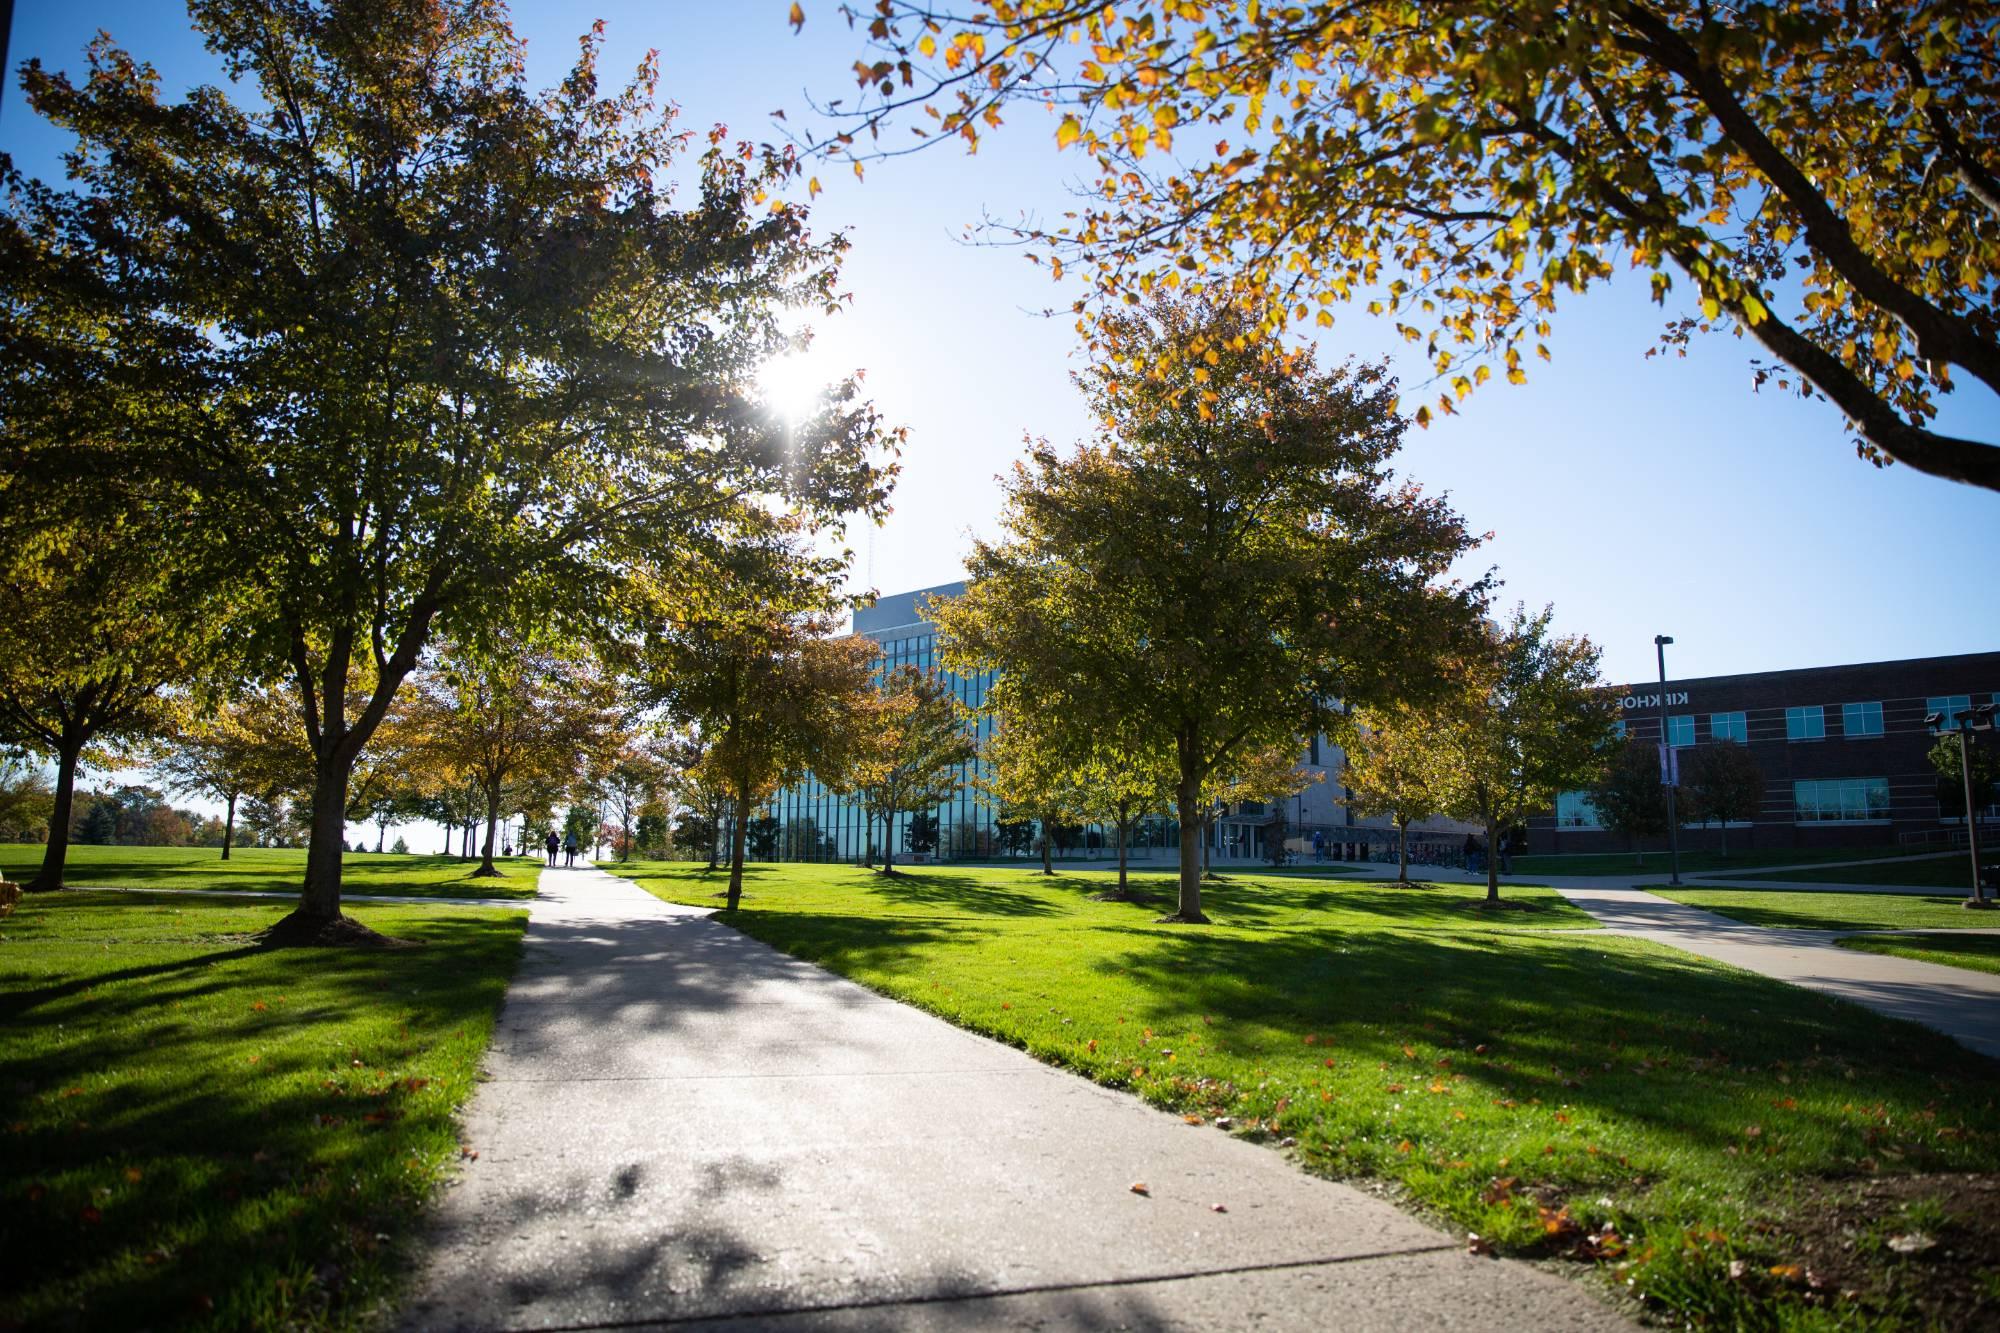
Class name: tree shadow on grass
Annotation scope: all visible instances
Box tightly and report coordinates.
[0,897,524,1332]
[1088,924,2000,1165]
[860,869,1063,918]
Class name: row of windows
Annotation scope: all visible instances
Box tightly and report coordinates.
[1794,778,1891,823]
[1637,694,1985,746]
[1558,775,1900,827]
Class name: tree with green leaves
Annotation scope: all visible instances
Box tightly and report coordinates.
[1678,742,1766,857]
[7,1,892,940]
[853,666,978,877]
[1929,733,2000,820]
[0,752,54,843]
[827,1,2000,489]
[977,712,1093,877]
[1426,607,1622,903]
[1588,735,1671,867]
[151,691,295,861]
[0,515,220,891]
[1342,706,1448,884]
[644,595,883,907]
[403,643,620,877]
[933,299,1482,922]
[1073,732,1177,896]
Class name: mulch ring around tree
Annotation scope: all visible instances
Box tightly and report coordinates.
[257,911,421,949]
[1770,1172,2000,1329]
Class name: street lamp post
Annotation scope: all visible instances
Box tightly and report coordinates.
[1656,635,1682,886]
[1927,703,1996,909]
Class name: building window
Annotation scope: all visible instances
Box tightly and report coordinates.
[1793,777,1890,822]
[1927,695,1972,730]
[1785,705,1825,741]
[1709,711,1748,743]
[1555,791,1602,829]
[1841,701,1884,738]
[1665,714,1695,747]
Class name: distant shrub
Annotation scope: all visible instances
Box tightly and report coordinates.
[391,836,409,854]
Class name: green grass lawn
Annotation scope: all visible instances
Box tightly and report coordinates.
[1837,933,2000,976]
[0,891,527,1330]
[1512,844,1924,878]
[1650,886,2000,931]
[1736,857,1982,890]
[0,844,543,900]
[621,861,2000,1329]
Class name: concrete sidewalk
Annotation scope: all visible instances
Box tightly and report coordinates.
[399,866,1629,1331]
[1551,885,2000,1061]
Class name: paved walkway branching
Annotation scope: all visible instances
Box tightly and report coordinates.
[401,867,1631,1331]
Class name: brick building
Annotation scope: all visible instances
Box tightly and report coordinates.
[1528,651,2000,855]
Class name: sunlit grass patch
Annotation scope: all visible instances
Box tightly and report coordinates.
[620,861,2000,1329]
[1837,933,2000,977]
[0,891,527,1330]
[1650,886,1996,932]
[0,844,542,900]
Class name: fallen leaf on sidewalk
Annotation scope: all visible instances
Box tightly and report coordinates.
[1129,1182,1150,1196]
[1467,1233,1494,1256]
[1212,1203,1227,1213]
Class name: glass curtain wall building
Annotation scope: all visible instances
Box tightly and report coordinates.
[742,581,1472,867]
[753,582,999,863]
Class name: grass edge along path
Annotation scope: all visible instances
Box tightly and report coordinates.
[0,844,544,901]
[1647,886,2000,932]
[620,861,2000,1332]
[1512,845,1936,879]
[0,891,529,1331]
[1837,933,2000,977]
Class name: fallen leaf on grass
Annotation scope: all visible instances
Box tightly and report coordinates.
[80,1206,102,1224]
[1887,1232,1936,1255]
[124,1168,142,1183]
[1539,1205,1578,1240]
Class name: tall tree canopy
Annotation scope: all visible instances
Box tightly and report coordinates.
[5,1,895,938]
[1427,605,1621,902]
[934,300,1484,922]
[826,1,2000,489]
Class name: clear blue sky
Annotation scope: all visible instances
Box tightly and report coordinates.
[6,1,1995,693]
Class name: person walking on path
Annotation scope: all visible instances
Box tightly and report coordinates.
[564,831,579,867]
[544,830,559,867]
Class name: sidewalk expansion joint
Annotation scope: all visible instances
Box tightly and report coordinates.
[473,1242,1465,1332]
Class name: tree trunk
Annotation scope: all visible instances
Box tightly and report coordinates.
[1040,822,1052,875]
[1170,774,1208,923]
[474,778,502,877]
[1116,808,1130,892]
[1396,817,1409,884]
[1720,820,1729,857]
[1485,816,1501,904]
[27,738,84,892]
[726,788,749,910]
[880,811,897,876]
[375,813,387,854]
[288,752,354,924]
[441,822,451,855]
[221,791,238,861]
